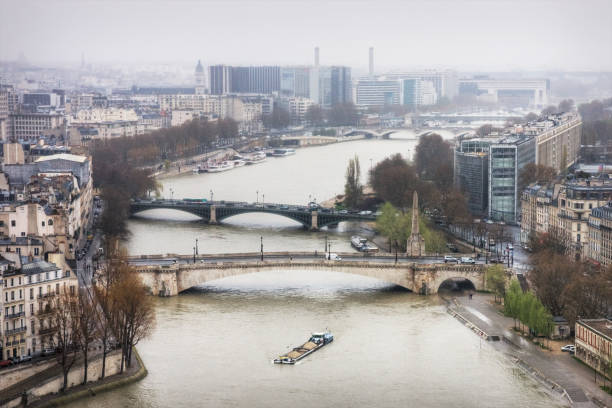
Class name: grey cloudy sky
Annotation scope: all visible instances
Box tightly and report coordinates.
[1,0,611,71]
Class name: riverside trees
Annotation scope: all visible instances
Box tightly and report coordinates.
[504,280,553,340]
[344,155,363,209]
[375,202,445,253]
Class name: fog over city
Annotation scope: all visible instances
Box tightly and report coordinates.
[2,1,612,407]
[1,0,612,71]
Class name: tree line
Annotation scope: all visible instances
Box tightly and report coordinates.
[46,240,154,391]
[369,134,470,224]
[504,280,554,341]
[527,230,612,328]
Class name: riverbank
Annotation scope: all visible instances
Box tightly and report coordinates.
[0,349,147,408]
[448,292,612,407]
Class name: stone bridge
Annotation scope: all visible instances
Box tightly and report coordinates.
[129,199,376,230]
[133,255,489,297]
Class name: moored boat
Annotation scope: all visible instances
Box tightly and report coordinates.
[271,148,296,157]
[207,161,234,173]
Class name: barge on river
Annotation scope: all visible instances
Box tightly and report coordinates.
[274,331,333,364]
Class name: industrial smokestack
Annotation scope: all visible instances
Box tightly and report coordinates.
[369,47,374,76]
[315,47,319,67]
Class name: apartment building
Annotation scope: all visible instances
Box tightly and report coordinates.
[575,319,612,378]
[520,177,612,259]
[1,256,77,359]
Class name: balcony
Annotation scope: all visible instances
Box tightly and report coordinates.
[37,308,53,317]
[37,292,56,300]
[5,311,25,319]
[4,326,27,336]
[38,326,57,336]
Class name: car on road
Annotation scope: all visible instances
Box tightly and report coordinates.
[561,345,575,353]
[0,359,12,368]
[326,253,341,261]
[446,243,458,253]
[460,257,476,264]
[42,348,56,357]
[338,209,348,214]
[17,355,32,363]
[358,210,372,215]
[444,255,459,263]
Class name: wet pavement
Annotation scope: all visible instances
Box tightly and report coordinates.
[453,293,612,407]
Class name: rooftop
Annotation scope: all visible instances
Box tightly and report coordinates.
[35,153,88,164]
[579,319,612,340]
[21,260,60,276]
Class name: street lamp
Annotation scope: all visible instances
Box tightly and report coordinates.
[256,190,259,204]
[193,246,196,263]
[260,236,264,261]
[262,194,265,205]
[170,188,174,201]
[195,238,199,256]
[210,189,213,202]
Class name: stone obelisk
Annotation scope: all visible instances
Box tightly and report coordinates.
[406,191,425,257]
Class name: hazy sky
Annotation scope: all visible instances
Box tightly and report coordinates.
[1,0,611,71]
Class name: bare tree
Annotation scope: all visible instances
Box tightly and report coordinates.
[76,290,99,384]
[50,288,80,392]
[112,271,155,371]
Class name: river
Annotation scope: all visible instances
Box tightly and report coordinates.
[67,132,566,407]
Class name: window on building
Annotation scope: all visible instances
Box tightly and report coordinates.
[10,278,13,287]
[16,247,20,254]
[11,291,14,300]
[10,220,15,227]
[41,221,45,227]
[30,304,33,315]
[34,248,39,256]
[48,219,53,226]
[29,288,33,300]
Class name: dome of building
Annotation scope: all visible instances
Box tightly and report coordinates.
[195,60,204,73]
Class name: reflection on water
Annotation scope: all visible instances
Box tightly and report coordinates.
[65,271,565,408]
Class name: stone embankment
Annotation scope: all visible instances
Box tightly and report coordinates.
[0,349,147,408]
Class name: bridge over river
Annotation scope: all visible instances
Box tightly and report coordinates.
[129,252,494,296]
[129,199,376,229]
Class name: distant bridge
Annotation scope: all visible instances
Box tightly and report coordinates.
[341,128,410,139]
[129,199,376,230]
[130,252,491,296]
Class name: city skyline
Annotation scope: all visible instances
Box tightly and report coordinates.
[1,0,611,72]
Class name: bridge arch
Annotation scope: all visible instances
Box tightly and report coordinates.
[437,277,477,292]
[215,210,310,228]
[130,207,209,220]
[175,264,416,294]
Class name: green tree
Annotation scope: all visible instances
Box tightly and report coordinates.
[486,264,507,303]
[504,280,522,329]
[344,155,362,209]
[376,203,404,251]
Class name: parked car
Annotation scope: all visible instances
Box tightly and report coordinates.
[358,210,372,215]
[326,253,342,261]
[42,348,56,357]
[460,257,476,264]
[18,355,32,363]
[446,243,459,253]
[338,209,348,214]
[561,345,575,353]
[444,255,458,263]
[0,359,12,368]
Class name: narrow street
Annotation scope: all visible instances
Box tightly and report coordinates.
[453,293,612,408]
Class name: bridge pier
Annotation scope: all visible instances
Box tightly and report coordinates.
[310,211,318,231]
[209,205,217,224]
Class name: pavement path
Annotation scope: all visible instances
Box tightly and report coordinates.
[453,293,612,408]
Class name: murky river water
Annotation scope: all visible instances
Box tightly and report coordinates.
[67,133,566,407]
